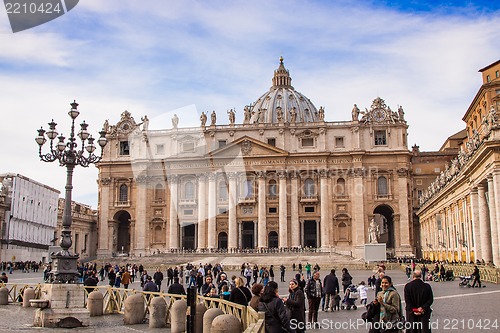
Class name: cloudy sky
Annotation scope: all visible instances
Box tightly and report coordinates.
[0,0,499,207]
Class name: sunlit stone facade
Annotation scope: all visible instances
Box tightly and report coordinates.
[418,60,500,265]
[97,59,413,259]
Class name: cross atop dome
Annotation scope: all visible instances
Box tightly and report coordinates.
[272,56,293,88]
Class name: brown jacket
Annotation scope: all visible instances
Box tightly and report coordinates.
[121,271,131,285]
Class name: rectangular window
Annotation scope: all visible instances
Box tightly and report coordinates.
[267,138,276,146]
[301,138,314,147]
[184,209,194,215]
[305,206,315,213]
[496,70,499,78]
[434,168,441,173]
[183,142,195,152]
[120,141,130,155]
[156,144,164,155]
[374,131,386,145]
[415,168,421,174]
[218,140,227,149]
[417,190,423,198]
[487,75,491,82]
[268,207,277,213]
[218,208,227,214]
[416,179,423,185]
[335,137,344,147]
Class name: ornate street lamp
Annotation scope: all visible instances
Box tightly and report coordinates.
[35,100,107,283]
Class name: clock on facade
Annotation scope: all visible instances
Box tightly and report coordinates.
[372,108,386,122]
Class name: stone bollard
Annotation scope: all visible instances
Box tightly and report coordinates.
[0,287,8,305]
[170,299,187,333]
[87,291,104,317]
[211,314,242,333]
[123,294,145,325]
[203,307,223,333]
[149,297,167,328]
[195,302,207,333]
[22,288,35,308]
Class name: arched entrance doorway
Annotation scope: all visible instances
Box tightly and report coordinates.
[218,232,228,249]
[303,220,317,248]
[242,221,255,249]
[182,224,196,250]
[114,211,131,254]
[268,231,278,248]
[373,205,395,250]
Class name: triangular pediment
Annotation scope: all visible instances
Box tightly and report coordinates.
[209,136,288,158]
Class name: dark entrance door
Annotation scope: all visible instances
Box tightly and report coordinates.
[304,220,317,248]
[182,224,196,250]
[268,231,278,248]
[116,211,131,253]
[218,232,228,249]
[242,221,255,249]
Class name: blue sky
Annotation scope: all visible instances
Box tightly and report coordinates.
[0,0,498,207]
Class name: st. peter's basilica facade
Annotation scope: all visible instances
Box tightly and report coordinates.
[96,58,413,259]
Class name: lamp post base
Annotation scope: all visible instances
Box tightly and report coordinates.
[50,251,80,284]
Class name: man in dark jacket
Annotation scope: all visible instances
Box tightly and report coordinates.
[304,271,323,325]
[167,277,186,295]
[404,270,434,333]
[322,269,340,312]
[153,268,164,291]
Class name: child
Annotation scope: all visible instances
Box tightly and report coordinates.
[357,281,368,306]
[220,285,230,300]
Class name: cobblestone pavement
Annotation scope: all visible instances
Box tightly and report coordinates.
[1,266,500,332]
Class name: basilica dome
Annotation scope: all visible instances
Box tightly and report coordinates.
[248,57,319,124]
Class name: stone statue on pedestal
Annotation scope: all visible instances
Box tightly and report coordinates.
[368,219,379,244]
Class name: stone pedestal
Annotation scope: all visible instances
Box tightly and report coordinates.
[33,284,89,328]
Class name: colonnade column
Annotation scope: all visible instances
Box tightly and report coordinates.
[97,178,111,257]
[290,172,300,248]
[493,171,500,264]
[135,178,147,253]
[487,175,499,265]
[352,168,365,247]
[278,170,288,248]
[197,174,207,250]
[168,175,179,249]
[228,172,238,250]
[257,171,267,248]
[478,183,492,263]
[397,169,411,252]
[470,187,481,260]
[320,170,329,250]
[207,173,217,249]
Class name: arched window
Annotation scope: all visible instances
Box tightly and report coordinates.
[377,176,388,196]
[268,179,277,197]
[185,181,195,199]
[243,179,253,198]
[336,178,346,195]
[154,184,164,202]
[154,225,163,243]
[304,178,315,197]
[218,181,228,201]
[119,184,128,202]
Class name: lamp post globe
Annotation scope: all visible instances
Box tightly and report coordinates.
[36,100,107,283]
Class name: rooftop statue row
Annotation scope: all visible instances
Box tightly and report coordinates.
[419,105,499,207]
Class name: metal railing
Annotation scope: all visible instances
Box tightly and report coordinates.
[0,283,265,332]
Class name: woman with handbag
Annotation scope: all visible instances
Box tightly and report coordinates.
[376,276,404,333]
[284,279,306,333]
[258,281,292,333]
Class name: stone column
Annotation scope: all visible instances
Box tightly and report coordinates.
[257,171,267,249]
[493,171,500,265]
[397,169,411,252]
[228,173,238,250]
[478,183,492,263]
[300,220,304,246]
[135,177,147,252]
[470,187,481,260]
[487,175,499,265]
[97,177,111,257]
[278,171,288,248]
[168,175,179,249]
[207,173,217,249]
[352,169,365,248]
[320,170,329,249]
[290,172,300,248]
[197,174,207,250]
